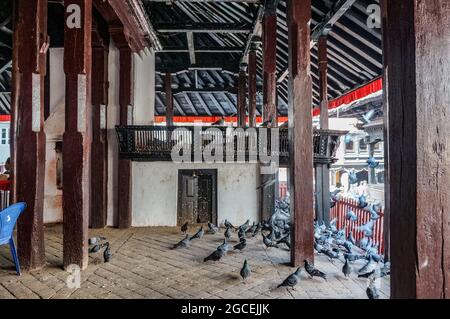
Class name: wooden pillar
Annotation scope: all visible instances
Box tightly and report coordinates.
[287,0,314,266]
[262,9,277,127]
[63,0,92,270]
[248,46,257,128]
[237,65,247,128]
[15,0,47,271]
[90,26,109,229]
[315,35,330,226]
[165,72,173,126]
[112,31,133,229]
[382,0,450,298]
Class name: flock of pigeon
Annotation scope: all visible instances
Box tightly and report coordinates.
[87,236,112,263]
[171,195,390,299]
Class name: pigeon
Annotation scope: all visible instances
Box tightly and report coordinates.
[238,220,250,232]
[368,204,381,220]
[314,241,325,254]
[207,222,219,234]
[304,260,327,281]
[358,220,374,237]
[344,253,365,263]
[173,234,190,249]
[262,233,279,248]
[380,262,390,277]
[252,222,262,237]
[323,248,340,262]
[89,244,101,254]
[233,238,247,251]
[358,269,376,279]
[361,109,376,124]
[224,219,236,230]
[342,256,352,279]
[330,200,337,209]
[103,243,112,262]
[211,116,225,126]
[238,228,246,241]
[224,227,232,240]
[367,157,380,169]
[346,209,357,221]
[217,239,230,252]
[88,236,107,245]
[366,279,380,299]
[348,171,358,184]
[277,267,302,289]
[190,226,204,240]
[348,232,356,245]
[276,233,291,249]
[357,194,368,209]
[240,259,251,280]
[246,222,257,235]
[181,222,189,233]
[204,249,225,262]
[358,255,376,274]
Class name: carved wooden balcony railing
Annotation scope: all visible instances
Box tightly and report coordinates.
[115,125,346,165]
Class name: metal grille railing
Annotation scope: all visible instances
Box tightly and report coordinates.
[0,190,10,211]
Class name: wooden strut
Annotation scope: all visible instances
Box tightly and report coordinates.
[287,0,314,267]
[15,0,47,271]
[248,48,257,128]
[62,0,92,270]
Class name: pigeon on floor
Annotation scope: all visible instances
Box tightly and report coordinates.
[240,259,251,280]
[262,233,279,248]
[344,253,365,263]
[204,249,225,262]
[224,219,236,230]
[358,194,368,209]
[246,222,257,235]
[277,267,302,289]
[224,227,232,240]
[103,242,112,262]
[304,260,327,281]
[346,209,357,221]
[252,222,262,237]
[217,239,229,252]
[173,234,190,249]
[323,248,340,262]
[238,228,246,241]
[342,256,352,279]
[276,233,291,249]
[181,222,189,233]
[380,262,390,277]
[238,220,250,232]
[88,236,107,245]
[358,255,376,274]
[233,238,247,252]
[366,279,380,299]
[358,269,376,279]
[89,244,101,254]
[190,226,204,240]
[207,222,219,234]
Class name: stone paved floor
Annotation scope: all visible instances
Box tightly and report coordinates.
[0,224,390,299]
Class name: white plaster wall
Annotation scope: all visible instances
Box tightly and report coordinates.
[133,49,155,125]
[132,162,260,227]
[43,48,65,224]
[106,41,120,226]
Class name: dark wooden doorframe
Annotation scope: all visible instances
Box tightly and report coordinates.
[177,169,217,226]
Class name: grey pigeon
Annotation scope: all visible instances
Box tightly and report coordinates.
[211,116,225,126]
[357,195,368,209]
[323,248,340,262]
[103,243,112,262]
[252,222,262,237]
[358,269,376,279]
[224,227,232,240]
[173,234,190,249]
[238,220,250,232]
[238,228,246,241]
[366,279,380,299]
[277,233,291,249]
[207,222,219,234]
[304,260,327,281]
[342,256,352,279]
[89,244,101,254]
[240,259,251,280]
[346,210,357,221]
[190,226,204,240]
[344,253,365,263]
[233,238,247,251]
[181,222,189,233]
[204,249,225,262]
[246,222,257,235]
[380,262,390,277]
[224,219,236,230]
[88,236,107,245]
[358,255,375,274]
[367,157,379,169]
[277,267,302,289]
[262,233,279,248]
[217,239,229,252]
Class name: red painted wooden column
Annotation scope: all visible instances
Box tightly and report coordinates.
[90,26,109,229]
[111,28,134,229]
[262,9,277,127]
[63,0,92,270]
[318,36,328,130]
[382,0,450,299]
[165,73,174,126]
[15,0,47,271]
[237,65,247,128]
[287,0,314,266]
[248,46,257,127]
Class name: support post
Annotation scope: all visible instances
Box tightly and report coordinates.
[165,72,173,126]
[248,46,257,127]
[90,26,109,228]
[63,0,92,270]
[368,142,376,184]
[237,65,247,128]
[262,9,277,127]
[315,35,330,226]
[287,0,314,266]
[15,0,47,271]
[382,0,450,298]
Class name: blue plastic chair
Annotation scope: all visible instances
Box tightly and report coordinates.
[0,202,26,275]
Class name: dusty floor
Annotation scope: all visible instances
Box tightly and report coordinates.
[0,224,390,299]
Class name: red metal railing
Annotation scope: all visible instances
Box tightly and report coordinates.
[330,197,385,253]
[279,182,288,199]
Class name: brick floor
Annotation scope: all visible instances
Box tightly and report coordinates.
[0,224,390,299]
